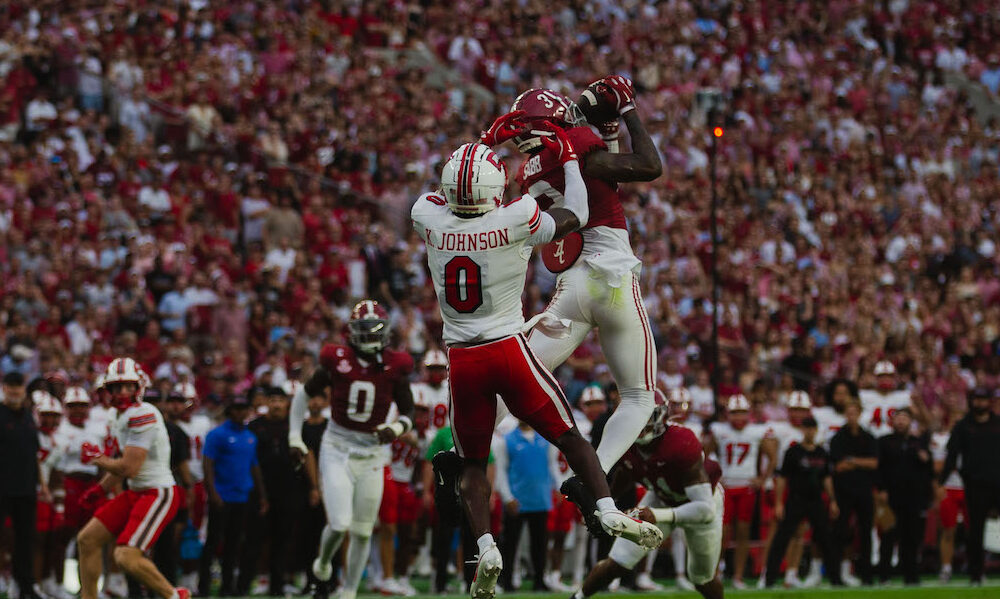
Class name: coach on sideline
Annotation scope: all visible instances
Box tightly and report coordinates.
[939,387,1000,584]
[0,372,47,599]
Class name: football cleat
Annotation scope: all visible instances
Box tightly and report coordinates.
[559,476,607,540]
[469,544,503,599]
[432,450,463,527]
[313,557,333,582]
[599,509,663,549]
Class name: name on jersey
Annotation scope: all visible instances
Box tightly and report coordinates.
[426,228,510,251]
[523,154,542,177]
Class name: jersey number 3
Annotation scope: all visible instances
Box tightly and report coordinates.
[444,256,483,313]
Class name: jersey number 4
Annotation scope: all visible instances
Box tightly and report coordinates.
[725,442,751,466]
[347,380,376,423]
[444,256,483,313]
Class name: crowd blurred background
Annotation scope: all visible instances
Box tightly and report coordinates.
[2,0,1000,595]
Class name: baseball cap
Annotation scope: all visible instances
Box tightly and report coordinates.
[226,395,251,410]
[144,389,163,403]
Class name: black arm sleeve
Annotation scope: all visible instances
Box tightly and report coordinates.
[303,366,333,397]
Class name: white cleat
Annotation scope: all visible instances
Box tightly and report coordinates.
[784,573,804,588]
[634,573,663,591]
[469,544,503,599]
[600,510,663,549]
[732,579,747,590]
[103,574,128,598]
[42,579,76,599]
[841,572,861,588]
[396,578,418,597]
[676,576,696,591]
[313,557,333,582]
[801,571,821,588]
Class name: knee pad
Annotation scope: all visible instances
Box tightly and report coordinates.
[349,520,376,537]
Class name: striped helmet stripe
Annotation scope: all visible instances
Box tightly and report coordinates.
[457,143,475,205]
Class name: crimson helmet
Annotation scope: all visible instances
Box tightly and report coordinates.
[104,357,149,411]
[423,349,448,385]
[349,300,391,355]
[637,389,669,445]
[509,88,584,152]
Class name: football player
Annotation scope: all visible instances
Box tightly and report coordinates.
[930,412,965,583]
[572,396,725,599]
[411,349,450,433]
[34,392,70,599]
[481,76,662,476]
[814,379,853,446]
[76,358,188,599]
[412,126,662,599]
[175,384,211,533]
[705,394,777,589]
[859,361,914,437]
[288,300,415,599]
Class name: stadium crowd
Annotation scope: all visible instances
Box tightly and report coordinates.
[2,0,1000,597]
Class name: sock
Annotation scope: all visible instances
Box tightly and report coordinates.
[168,591,180,599]
[840,560,852,579]
[477,533,496,555]
[596,497,617,514]
[671,531,686,576]
[942,563,952,574]
[785,568,798,580]
[595,389,654,471]
[810,558,822,575]
[318,526,346,570]
[572,590,587,599]
[344,534,372,594]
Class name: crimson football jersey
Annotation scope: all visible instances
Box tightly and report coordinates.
[516,126,626,231]
[619,424,722,507]
[319,344,414,434]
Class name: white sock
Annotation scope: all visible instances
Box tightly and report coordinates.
[942,563,952,574]
[810,558,822,573]
[168,591,180,599]
[572,590,587,599]
[318,526,346,568]
[671,531,686,576]
[785,568,798,579]
[596,389,654,471]
[477,533,496,555]
[840,560,852,578]
[344,534,372,593]
[596,497,617,514]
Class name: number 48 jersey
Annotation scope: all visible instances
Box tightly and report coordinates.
[319,344,414,449]
[411,191,556,345]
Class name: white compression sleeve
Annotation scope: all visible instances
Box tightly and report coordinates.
[561,160,589,227]
[288,385,309,451]
[652,483,715,525]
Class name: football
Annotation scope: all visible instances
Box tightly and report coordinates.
[577,80,620,125]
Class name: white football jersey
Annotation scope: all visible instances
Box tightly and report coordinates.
[111,403,174,490]
[812,406,846,447]
[710,422,770,487]
[178,413,212,482]
[389,432,429,484]
[859,389,912,437]
[89,405,113,435]
[411,381,450,433]
[766,421,804,465]
[549,444,574,486]
[931,431,963,489]
[38,428,62,485]
[411,191,556,344]
[55,420,107,476]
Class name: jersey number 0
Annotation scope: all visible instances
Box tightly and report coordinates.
[444,256,484,313]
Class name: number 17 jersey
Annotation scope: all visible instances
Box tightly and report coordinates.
[411,191,555,344]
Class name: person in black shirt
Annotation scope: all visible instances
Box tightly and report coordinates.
[938,387,1000,584]
[829,399,878,585]
[300,394,333,592]
[876,408,932,584]
[240,387,317,596]
[764,417,841,587]
[0,372,47,599]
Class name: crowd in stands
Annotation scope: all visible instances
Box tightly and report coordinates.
[2,0,1000,593]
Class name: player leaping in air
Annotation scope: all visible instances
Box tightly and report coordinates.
[474,77,662,531]
[288,301,415,599]
[411,121,662,599]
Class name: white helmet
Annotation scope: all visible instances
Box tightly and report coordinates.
[174,382,198,402]
[668,387,692,405]
[412,384,432,410]
[440,143,507,216]
[94,373,106,390]
[34,390,63,415]
[874,360,896,376]
[64,386,91,406]
[282,380,302,398]
[104,357,149,409]
[579,385,606,404]
[787,390,812,410]
[727,394,751,412]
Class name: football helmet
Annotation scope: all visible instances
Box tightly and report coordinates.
[637,389,669,445]
[667,387,691,418]
[423,349,448,385]
[727,394,751,412]
[787,390,812,410]
[348,300,391,354]
[873,360,896,376]
[440,143,507,215]
[64,386,91,405]
[509,88,584,152]
[34,390,63,414]
[64,387,91,427]
[580,385,606,404]
[104,357,148,411]
[174,382,198,405]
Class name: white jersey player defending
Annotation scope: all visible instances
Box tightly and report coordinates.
[76,358,188,599]
[412,121,662,599]
[859,361,914,437]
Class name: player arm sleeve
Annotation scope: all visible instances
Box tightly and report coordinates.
[492,437,514,504]
[288,384,309,454]
[651,482,715,525]
[561,160,588,227]
[380,377,415,438]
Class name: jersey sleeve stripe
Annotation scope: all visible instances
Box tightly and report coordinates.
[128,414,156,428]
[528,205,541,233]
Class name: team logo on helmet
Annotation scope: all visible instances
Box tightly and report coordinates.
[440,143,508,216]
